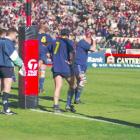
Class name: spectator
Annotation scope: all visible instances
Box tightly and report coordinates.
[0,0,140,52]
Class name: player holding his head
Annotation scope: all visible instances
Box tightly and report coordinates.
[38,22,53,93]
[0,28,24,115]
[48,29,76,113]
[66,29,96,107]
[74,30,96,103]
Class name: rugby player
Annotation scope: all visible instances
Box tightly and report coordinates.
[0,28,7,95]
[38,22,53,93]
[66,30,96,107]
[48,29,76,113]
[0,28,24,115]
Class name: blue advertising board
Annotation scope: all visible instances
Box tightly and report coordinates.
[87,51,140,68]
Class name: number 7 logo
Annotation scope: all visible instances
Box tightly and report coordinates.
[54,41,60,54]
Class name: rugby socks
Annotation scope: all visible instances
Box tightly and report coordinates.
[39,78,45,91]
[75,88,82,102]
[39,69,46,93]
[53,104,62,113]
[66,89,75,107]
[54,104,59,109]
[2,92,10,112]
[12,73,16,82]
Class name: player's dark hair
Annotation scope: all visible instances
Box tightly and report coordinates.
[61,29,70,36]
[6,28,18,36]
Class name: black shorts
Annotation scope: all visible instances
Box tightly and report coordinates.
[53,72,71,78]
[0,67,14,78]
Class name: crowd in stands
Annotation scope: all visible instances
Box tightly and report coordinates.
[0,0,140,50]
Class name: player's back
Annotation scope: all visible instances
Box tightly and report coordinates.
[75,39,91,66]
[38,33,52,47]
[38,33,53,60]
[51,37,73,73]
[0,38,15,67]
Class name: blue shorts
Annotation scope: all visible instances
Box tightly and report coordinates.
[39,46,48,64]
[39,55,48,64]
[74,64,87,76]
[69,64,75,76]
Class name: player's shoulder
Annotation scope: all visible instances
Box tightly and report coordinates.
[0,38,15,51]
[46,34,53,41]
[55,37,63,43]
[78,39,90,45]
[52,38,59,45]
[77,39,85,45]
[39,33,53,42]
[77,39,91,50]
[0,38,4,45]
[38,33,46,37]
[38,33,51,38]
[65,38,73,43]
[3,38,15,45]
[68,39,75,46]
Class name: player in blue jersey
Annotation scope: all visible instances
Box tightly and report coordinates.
[74,30,96,104]
[48,29,76,113]
[66,30,96,108]
[0,28,7,95]
[65,38,77,112]
[38,23,53,93]
[0,28,24,115]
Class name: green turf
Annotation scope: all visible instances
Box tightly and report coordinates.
[0,68,140,140]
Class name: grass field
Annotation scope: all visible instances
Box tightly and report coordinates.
[0,68,140,140]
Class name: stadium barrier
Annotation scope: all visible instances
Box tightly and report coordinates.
[87,50,140,68]
[87,36,140,68]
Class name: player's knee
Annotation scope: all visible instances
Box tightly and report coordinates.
[68,87,75,93]
[39,69,46,78]
[69,82,77,90]
[78,73,86,88]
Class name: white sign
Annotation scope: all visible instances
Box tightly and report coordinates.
[126,49,140,54]
[27,59,38,76]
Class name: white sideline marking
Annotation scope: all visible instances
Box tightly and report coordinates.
[31,109,122,126]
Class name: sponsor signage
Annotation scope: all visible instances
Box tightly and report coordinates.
[88,51,140,68]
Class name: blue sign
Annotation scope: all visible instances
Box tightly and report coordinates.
[87,51,105,68]
[87,51,140,68]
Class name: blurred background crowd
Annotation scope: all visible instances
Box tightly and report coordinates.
[0,0,140,51]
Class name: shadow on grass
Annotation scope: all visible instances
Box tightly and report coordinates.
[0,101,19,109]
[74,112,140,129]
[39,96,66,103]
[38,104,66,113]
[10,94,18,99]
[9,101,19,108]
[0,93,19,108]
[10,94,19,108]
[11,87,19,90]
[2,93,140,129]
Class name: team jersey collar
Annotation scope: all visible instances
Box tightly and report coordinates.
[57,36,68,39]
